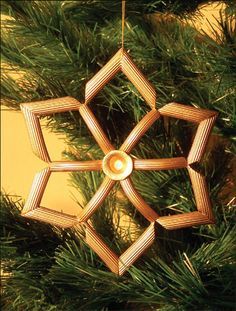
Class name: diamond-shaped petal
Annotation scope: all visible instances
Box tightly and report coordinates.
[83,48,158,156]
[85,48,156,109]
[21,160,103,226]
[159,102,218,164]
[20,97,80,162]
[156,165,214,230]
[86,222,155,276]
[22,168,77,228]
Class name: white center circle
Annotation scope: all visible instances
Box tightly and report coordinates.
[102,150,133,181]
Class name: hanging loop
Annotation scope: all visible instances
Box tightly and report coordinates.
[121,0,126,49]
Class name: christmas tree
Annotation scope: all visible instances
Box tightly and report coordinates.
[1,1,236,310]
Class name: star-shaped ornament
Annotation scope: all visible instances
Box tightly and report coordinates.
[21,48,217,275]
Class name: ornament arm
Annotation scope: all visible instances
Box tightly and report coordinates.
[133,157,187,170]
[120,110,160,153]
[120,177,159,221]
[78,176,116,222]
[49,160,102,172]
[79,105,115,154]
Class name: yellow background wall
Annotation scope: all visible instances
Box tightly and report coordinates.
[1,109,80,214]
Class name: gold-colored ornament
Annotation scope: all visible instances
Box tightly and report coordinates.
[21,47,217,275]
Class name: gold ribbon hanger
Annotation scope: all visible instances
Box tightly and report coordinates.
[121,0,126,50]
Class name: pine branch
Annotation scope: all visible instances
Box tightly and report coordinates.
[1,1,236,310]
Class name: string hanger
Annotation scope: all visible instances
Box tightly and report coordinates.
[121,0,126,50]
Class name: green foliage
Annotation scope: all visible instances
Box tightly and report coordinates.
[1,1,236,139]
[1,193,235,310]
[1,0,236,310]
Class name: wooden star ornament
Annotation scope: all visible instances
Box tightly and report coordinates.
[21,48,217,275]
